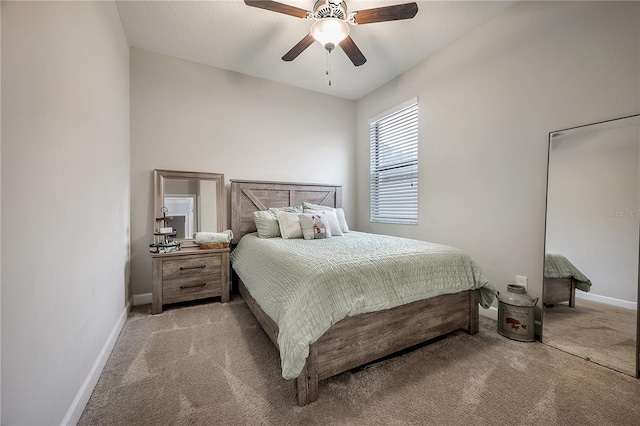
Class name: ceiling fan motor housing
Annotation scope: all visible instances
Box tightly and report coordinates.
[313,0,347,20]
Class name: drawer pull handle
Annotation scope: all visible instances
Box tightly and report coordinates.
[180,265,206,270]
[179,283,207,289]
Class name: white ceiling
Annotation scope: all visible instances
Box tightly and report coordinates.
[116,0,516,100]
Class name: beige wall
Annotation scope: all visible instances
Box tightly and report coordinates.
[130,49,356,297]
[355,1,640,309]
[1,2,130,424]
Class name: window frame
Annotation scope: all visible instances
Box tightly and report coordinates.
[369,98,419,225]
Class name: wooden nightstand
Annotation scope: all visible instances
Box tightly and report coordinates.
[151,247,230,314]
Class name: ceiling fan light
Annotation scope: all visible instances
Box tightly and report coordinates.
[310,18,350,51]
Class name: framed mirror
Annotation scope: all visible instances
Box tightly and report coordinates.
[542,114,639,377]
[154,170,226,246]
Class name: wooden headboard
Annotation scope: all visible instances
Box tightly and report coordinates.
[230,180,342,244]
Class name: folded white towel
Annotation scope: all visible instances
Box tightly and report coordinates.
[194,230,233,244]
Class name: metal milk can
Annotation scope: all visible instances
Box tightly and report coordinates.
[497,284,538,342]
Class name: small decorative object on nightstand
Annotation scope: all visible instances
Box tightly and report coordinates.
[150,207,181,254]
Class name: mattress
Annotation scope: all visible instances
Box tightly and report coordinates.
[230,231,495,379]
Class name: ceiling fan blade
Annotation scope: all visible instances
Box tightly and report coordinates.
[244,0,310,19]
[353,2,418,25]
[340,36,367,66]
[282,34,315,61]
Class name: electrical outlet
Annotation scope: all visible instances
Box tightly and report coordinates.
[516,275,528,291]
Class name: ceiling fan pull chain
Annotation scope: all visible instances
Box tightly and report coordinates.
[325,50,329,76]
[326,51,332,86]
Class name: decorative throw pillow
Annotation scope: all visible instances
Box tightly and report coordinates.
[302,202,350,233]
[303,208,343,236]
[253,210,281,238]
[299,213,332,240]
[275,211,304,239]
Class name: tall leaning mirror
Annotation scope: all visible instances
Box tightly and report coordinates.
[154,170,226,246]
[542,114,640,377]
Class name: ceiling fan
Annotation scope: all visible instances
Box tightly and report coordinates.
[244,0,419,67]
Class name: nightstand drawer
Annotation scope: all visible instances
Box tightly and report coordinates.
[162,275,222,304]
[162,256,221,280]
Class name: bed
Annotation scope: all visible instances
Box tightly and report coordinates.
[229,180,495,406]
[543,252,592,307]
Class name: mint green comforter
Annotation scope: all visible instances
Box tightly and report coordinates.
[230,231,495,379]
[544,252,592,292]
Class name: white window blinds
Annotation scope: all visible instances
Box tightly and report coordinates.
[369,101,418,224]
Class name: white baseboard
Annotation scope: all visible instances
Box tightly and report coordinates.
[480,305,498,321]
[575,291,637,311]
[60,302,129,426]
[133,292,152,306]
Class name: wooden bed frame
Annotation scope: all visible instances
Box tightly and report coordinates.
[230,179,480,406]
[544,277,576,307]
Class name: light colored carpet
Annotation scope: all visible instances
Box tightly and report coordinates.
[544,298,636,376]
[79,297,640,425]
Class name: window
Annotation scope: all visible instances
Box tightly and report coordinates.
[369,99,418,224]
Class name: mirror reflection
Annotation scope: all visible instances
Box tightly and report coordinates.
[163,178,218,238]
[543,115,639,377]
[154,170,225,243]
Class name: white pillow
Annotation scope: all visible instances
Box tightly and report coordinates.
[334,208,350,233]
[302,202,350,233]
[304,209,343,236]
[269,205,303,214]
[275,211,303,239]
